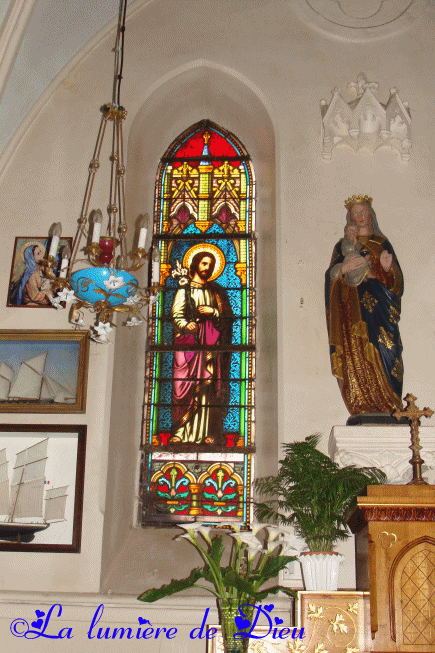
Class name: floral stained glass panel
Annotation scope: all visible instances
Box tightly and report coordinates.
[140,120,255,526]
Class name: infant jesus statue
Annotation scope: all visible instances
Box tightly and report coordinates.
[331,222,372,287]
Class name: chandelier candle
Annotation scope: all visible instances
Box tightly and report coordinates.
[152,245,160,284]
[59,244,71,278]
[137,214,149,250]
[48,222,62,258]
[90,209,103,244]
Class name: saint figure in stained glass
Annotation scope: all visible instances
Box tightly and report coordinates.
[171,247,233,445]
[141,120,255,525]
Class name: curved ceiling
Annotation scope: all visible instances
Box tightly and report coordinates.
[0,0,120,154]
[0,0,433,157]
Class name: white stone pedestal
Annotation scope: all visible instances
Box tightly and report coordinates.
[329,425,435,484]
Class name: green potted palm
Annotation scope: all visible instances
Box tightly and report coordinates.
[254,434,386,590]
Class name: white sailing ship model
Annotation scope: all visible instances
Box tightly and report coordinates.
[0,352,75,403]
[0,438,68,543]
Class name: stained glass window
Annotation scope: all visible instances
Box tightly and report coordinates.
[139,120,255,527]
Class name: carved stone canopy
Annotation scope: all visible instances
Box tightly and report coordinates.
[320,73,412,162]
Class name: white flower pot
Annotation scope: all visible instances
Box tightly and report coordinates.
[298,552,345,591]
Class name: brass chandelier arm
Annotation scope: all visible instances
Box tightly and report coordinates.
[117,118,128,260]
[84,243,103,268]
[70,113,109,272]
[126,248,148,272]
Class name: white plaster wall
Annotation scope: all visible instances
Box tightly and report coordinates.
[0,0,433,612]
[0,592,292,652]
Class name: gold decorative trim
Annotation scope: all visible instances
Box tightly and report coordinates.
[344,194,372,211]
[361,291,377,313]
[379,531,398,549]
[362,507,435,521]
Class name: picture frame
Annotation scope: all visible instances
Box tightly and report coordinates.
[0,424,86,552]
[7,236,73,308]
[206,624,297,653]
[0,330,89,413]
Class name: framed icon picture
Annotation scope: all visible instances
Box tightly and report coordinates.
[0,330,89,413]
[0,424,86,552]
[7,236,72,308]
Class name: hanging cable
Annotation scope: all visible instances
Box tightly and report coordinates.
[117,0,128,107]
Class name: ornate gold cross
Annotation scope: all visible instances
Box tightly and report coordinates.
[393,393,434,485]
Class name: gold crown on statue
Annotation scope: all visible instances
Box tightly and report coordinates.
[344,194,373,211]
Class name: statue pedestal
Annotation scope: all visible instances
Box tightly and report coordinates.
[329,425,435,484]
[348,485,435,653]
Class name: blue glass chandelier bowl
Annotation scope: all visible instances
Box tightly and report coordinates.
[70,267,139,307]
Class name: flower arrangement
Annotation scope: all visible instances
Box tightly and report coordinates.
[138,522,297,653]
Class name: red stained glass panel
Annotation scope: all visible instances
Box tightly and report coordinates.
[172,129,240,168]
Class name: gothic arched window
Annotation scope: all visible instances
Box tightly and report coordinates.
[140,120,255,527]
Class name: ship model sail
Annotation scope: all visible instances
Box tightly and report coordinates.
[0,352,75,403]
[0,439,68,543]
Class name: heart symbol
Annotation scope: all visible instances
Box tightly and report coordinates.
[138,617,150,625]
[31,619,43,630]
[264,604,274,612]
[274,617,284,625]
[235,616,251,630]
[35,610,45,618]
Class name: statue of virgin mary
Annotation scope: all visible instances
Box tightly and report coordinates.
[325,195,404,416]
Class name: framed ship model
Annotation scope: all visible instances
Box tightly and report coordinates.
[0,425,86,552]
[0,330,89,413]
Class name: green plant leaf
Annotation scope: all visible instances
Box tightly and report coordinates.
[254,584,297,600]
[209,536,225,566]
[250,555,297,583]
[254,434,386,551]
[137,568,204,602]
[222,570,257,598]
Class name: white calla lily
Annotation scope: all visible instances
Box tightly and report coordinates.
[267,526,285,542]
[245,543,263,560]
[267,540,283,554]
[280,541,298,555]
[250,523,268,538]
[173,532,193,542]
[176,523,213,544]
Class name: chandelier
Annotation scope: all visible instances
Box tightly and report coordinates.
[42,0,159,343]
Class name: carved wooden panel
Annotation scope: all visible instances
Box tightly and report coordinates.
[349,484,435,652]
[299,591,371,653]
[392,540,435,648]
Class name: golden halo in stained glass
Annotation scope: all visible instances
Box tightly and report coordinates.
[183,243,226,281]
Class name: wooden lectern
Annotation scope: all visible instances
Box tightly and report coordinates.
[349,485,435,653]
